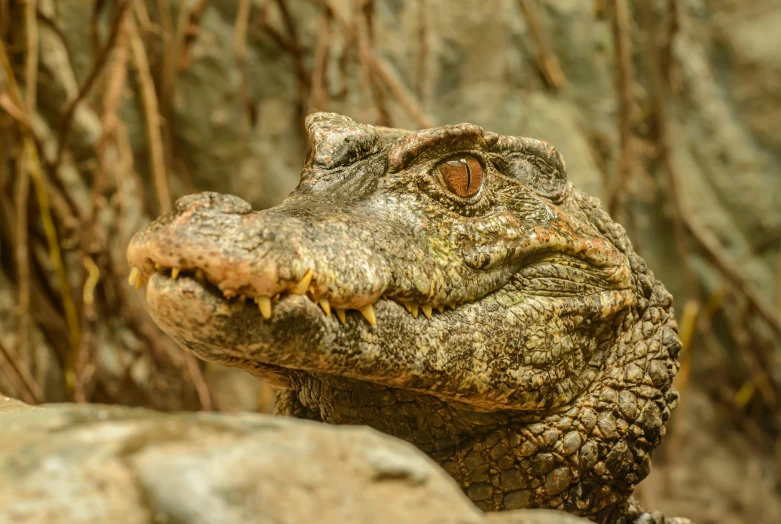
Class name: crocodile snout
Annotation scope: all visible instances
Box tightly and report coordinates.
[127,192,392,322]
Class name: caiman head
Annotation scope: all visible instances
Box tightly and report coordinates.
[128,113,681,520]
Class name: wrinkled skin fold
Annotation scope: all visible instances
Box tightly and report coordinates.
[128,113,682,523]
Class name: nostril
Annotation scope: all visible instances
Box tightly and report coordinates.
[174,192,252,215]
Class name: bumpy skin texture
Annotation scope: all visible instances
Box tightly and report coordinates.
[128,113,683,523]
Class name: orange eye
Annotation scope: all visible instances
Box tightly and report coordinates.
[437,156,483,198]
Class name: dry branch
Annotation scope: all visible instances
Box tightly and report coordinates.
[54,0,130,171]
[0,339,41,404]
[517,0,567,89]
[685,216,781,340]
[129,15,171,214]
[307,6,331,113]
[321,0,433,128]
[607,0,634,219]
[235,0,254,125]
[0,37,81,392]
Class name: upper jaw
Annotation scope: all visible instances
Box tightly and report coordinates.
[126,192,491,325]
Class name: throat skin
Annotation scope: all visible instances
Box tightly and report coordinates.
[274,275,679,522]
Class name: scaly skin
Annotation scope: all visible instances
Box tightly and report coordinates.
[127,113,683,523]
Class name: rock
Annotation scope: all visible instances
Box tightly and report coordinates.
[0,397,588,524]
[487,509,592,524]
[0,395,36,413]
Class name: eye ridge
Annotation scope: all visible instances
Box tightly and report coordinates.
[437,155,484,199]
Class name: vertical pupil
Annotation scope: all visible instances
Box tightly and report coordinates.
[440,156,482,197]
[462,159,472,189]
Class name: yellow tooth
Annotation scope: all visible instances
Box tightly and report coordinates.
[421,305,432,319]
[128,267,141,289]
[436,305,444,313]
[256,296,272,319]
[408,304,419,319]
[171,267,180,280]
[336,309,347,324]
[448,303,456,310]
[359,304,377,325]
[319,298,331,316]
[195,269,205,281]
[404,303,413,313]
[295,271,313,294]
[154,263,162,270]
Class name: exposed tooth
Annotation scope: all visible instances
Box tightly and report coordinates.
[448,303,456,310]
[128,267,140,288]
[421,305,432,319]
[405,303,419,319]
[319,298,331,316]
[359,304,377,325]
[295,271,313,294]
[155,263,162,271]
[256,296,272,319]
[336,309,347,324]
[436,305,444,313]
[171,267,180,280]
[195,269,205,281]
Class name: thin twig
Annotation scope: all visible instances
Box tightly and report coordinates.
[14,0,38,371]
[96,12,130,200]
[258,0,310,132]
[185,354,213,411]
[129,15,171,214]
[90,0,109,59]
[322,0,433,128]
[0,339,41,404]
[307,6,331,112]
[53,0,130,171]
[517,0,567,89]
[158,0,191,117]
[274,0,310,91]
[36,7,74,67]
[73,255,101,402]
[24,0,38,116]
[660,0,679,91]
[0,0,8,35]
[414,0,427,98]
[353,3,373,108]
[356,1,390,126]
[368,50,431,128]
[641,0,696,300]
[775,247,781,310]
[178,0,211,70]
[607,0,634,219]
[0,37,82,393]
[234,0,255,126]
[684,214,781,340]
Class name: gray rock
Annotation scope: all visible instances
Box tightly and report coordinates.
[0,397,587,524]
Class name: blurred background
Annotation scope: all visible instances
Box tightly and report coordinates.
[0,0,780,522]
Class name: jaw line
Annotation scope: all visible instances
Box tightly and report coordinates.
[143,273,627,411]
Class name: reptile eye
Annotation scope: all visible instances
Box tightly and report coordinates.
[437,156,483,198]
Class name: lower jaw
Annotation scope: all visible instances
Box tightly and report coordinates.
[144,273,619,411]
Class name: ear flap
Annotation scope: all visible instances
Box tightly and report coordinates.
[305,112,380,169]
[490,136,568,203]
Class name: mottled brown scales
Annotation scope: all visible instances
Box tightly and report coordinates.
[128,113,684,523]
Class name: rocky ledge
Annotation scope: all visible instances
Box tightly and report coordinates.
[0,396,588,524]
